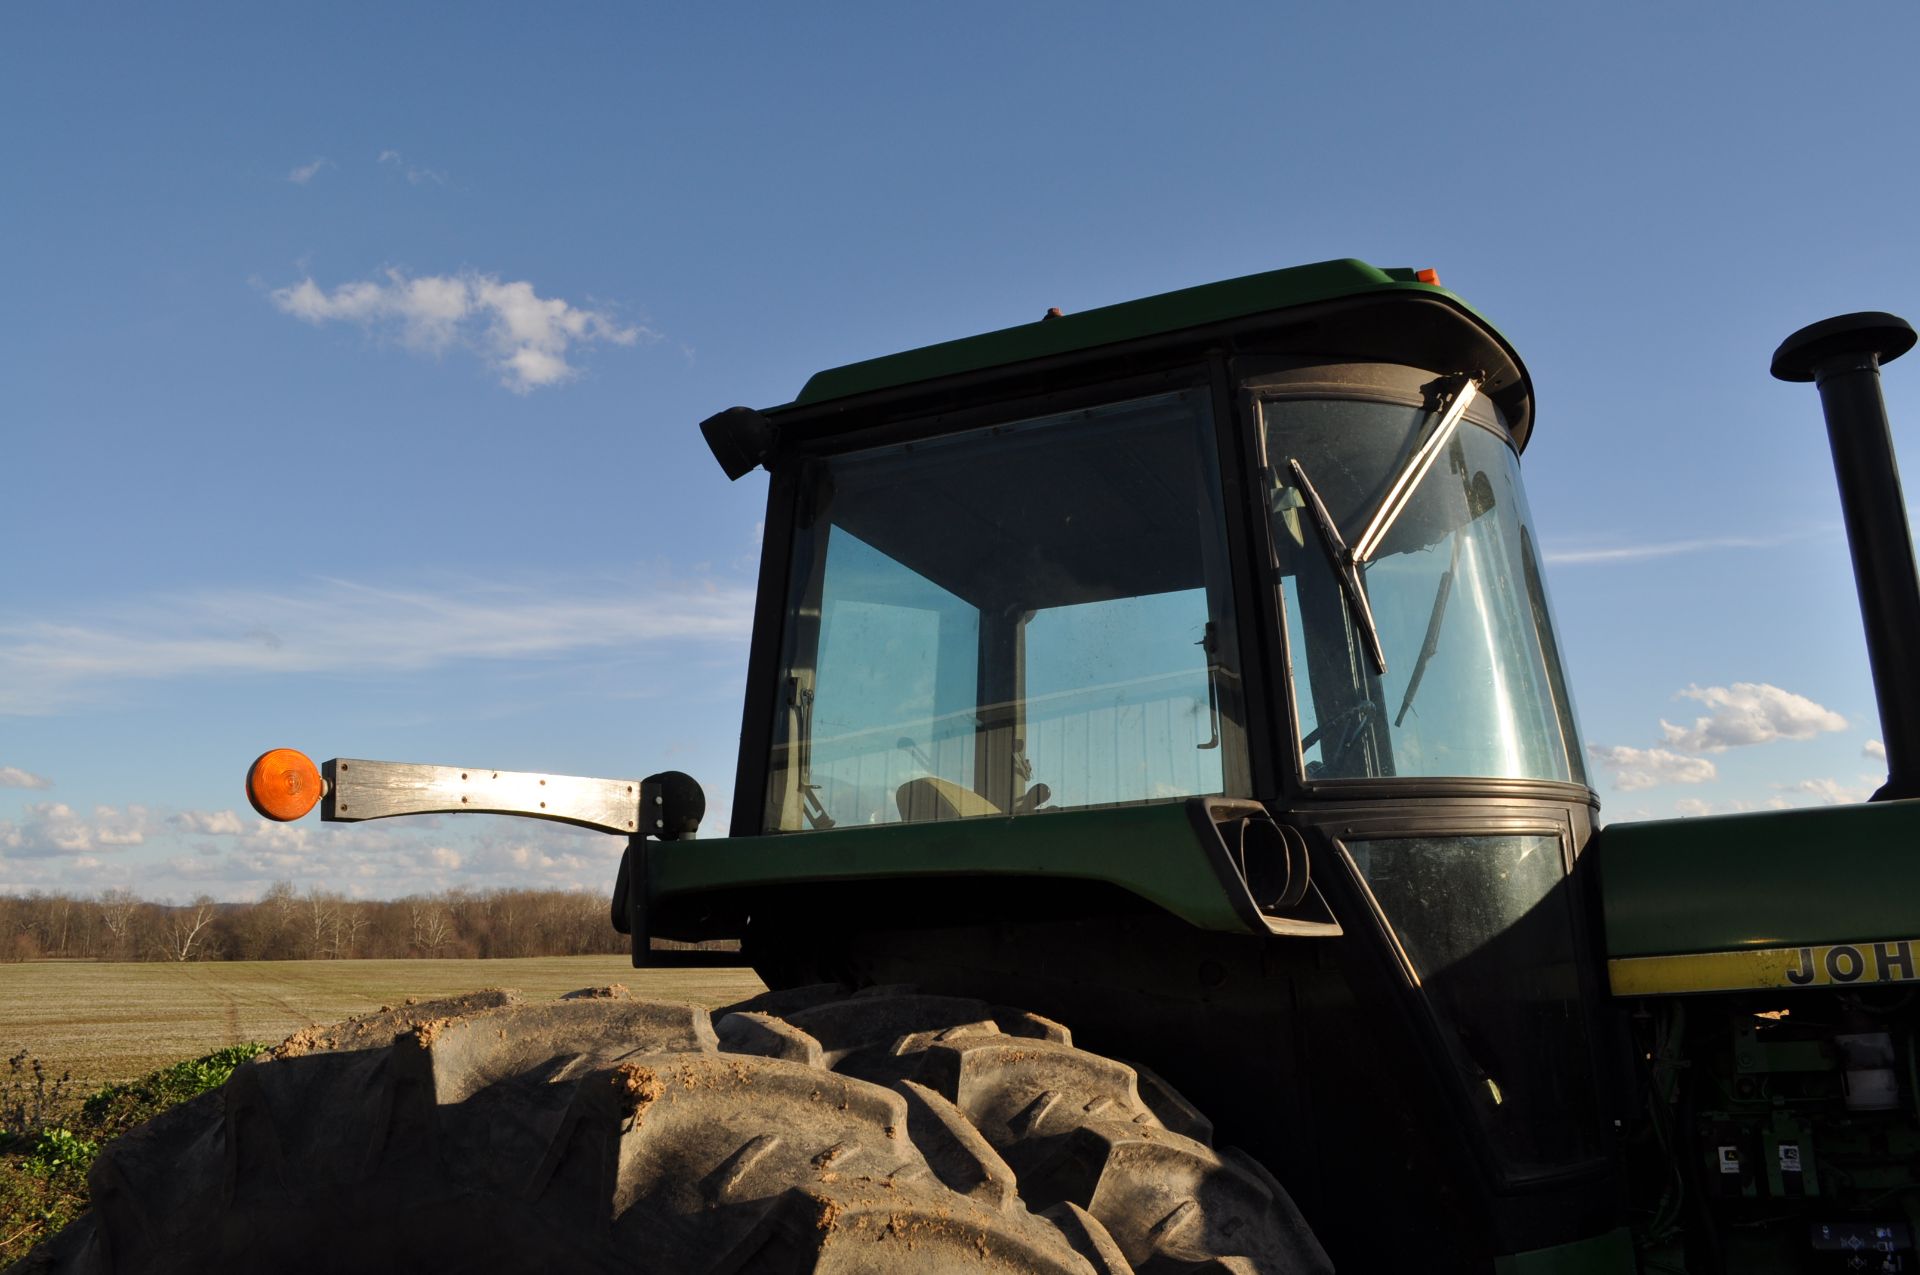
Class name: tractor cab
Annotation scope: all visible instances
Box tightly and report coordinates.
[752,359,1583,840]
[714,261,1588,833]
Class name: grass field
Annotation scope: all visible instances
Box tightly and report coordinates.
[0,958,766,1087]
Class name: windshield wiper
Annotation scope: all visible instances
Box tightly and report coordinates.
[1286,376,1480,676]
[1395,534,1460,726]
[1288,458,1390,674]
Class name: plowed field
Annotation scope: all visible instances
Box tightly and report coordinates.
[0,958,764,1085]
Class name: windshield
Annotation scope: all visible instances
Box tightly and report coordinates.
[767,390,1248,831]
[1264,393,1585,784]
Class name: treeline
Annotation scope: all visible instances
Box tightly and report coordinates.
[0,884,630,963]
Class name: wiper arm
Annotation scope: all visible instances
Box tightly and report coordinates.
[1353,376,1480,563]
[1288,458,1390,675]
[1394,534,1459,726]
[1283,376,1480,678]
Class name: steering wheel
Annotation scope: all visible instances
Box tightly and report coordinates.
[1300,700,1380,777]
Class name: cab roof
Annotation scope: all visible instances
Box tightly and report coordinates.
[786,258,1516,409]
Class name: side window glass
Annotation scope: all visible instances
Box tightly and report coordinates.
[768,390,1245,831]
[802,532,980,829]
[1024,591,1223,809]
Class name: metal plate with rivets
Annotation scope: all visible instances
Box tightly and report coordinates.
[322,759,642,835]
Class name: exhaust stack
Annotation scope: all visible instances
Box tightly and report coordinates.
[1772,311,1920,800]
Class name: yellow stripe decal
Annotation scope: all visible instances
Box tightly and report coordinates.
[1609,938,1920,996]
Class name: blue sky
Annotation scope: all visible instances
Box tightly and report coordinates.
[4,4,1916,901]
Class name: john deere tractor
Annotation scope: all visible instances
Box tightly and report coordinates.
[36,262,1920,1273]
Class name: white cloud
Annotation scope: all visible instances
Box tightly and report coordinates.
[287,157,332,184]
[1773,777,1876,806]
[376,149,447,186]
[1587,744,1717,791]
[0,570,752,713]
[173,809,244,836]
[1865,739,1887,761]
[0,766,51,789]
[1545,526,1834,566]
[1671,796,1769,818]
[0,803,151,856]
[1658,683,1847,753]
[269,268,647,391]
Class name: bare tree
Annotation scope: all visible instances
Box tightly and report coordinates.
[303,886,339,960]
[98,888,140,960]
[158,896,220,962]
[407,899,454,957]
[332,906,368,960]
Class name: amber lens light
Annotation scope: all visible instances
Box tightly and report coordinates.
[246,748,324,822]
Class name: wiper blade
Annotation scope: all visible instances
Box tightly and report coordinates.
[1352,377,1479,564]
[1394,534,1459,726]
[1288,458,1389,675]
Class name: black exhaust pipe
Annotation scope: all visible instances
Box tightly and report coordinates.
[1772,312,1919,801]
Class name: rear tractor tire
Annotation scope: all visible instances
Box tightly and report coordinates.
[24,986,1330,1274]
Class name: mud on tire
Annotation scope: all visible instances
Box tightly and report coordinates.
[23,987,1330,1274]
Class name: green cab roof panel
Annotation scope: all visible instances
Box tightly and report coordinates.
[787,258,1482,409]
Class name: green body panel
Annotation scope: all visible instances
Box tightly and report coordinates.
[648,804,1260,935]
[786,258,1477,408]
[1598,798,1920,958]
[1493,1227,1634,1275]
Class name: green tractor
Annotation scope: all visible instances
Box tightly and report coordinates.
[40,262,1920,1273]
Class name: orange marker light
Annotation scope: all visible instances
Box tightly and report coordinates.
[246,748,325,822]
[1415,268,1441,286]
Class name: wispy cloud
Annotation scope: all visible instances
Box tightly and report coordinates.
[0,811,629,901]
[0,767,51,790]
[270,268,648,391]
[377,148,447,186]
[1586,744,1717,791]
[0,571,753,714]
[1544,527,1834,566]
[1659,682,1847,753]
[287,157,333,184]
[1865,738,1887,761]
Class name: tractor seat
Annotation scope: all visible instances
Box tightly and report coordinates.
[895,776,1003,822]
